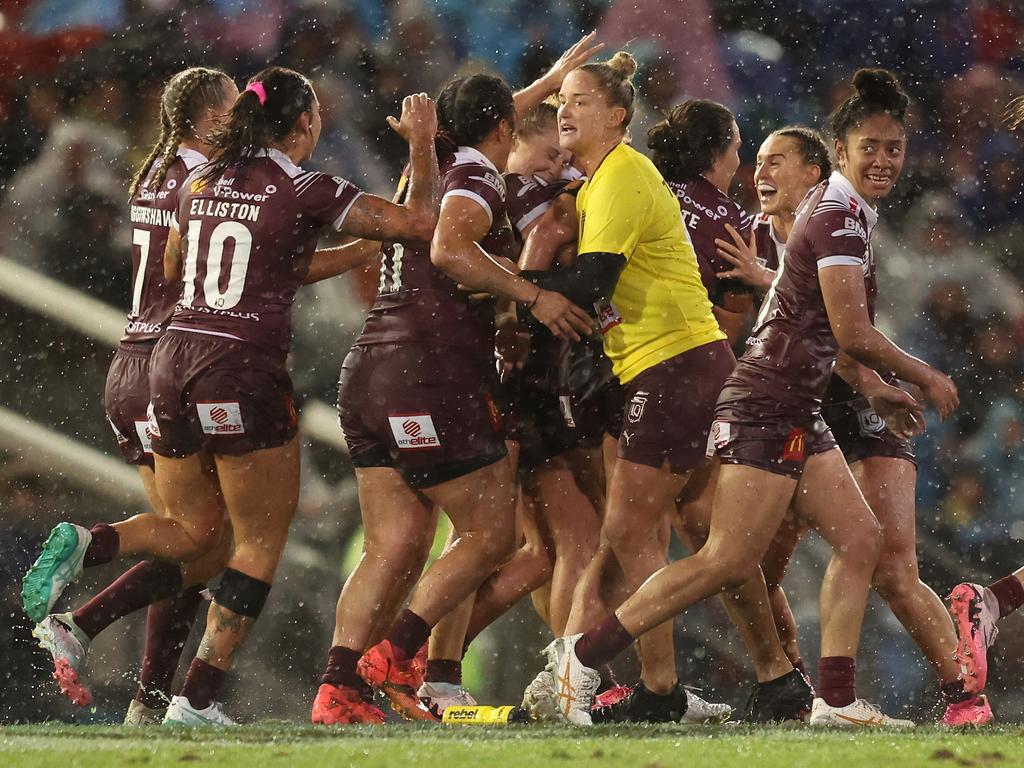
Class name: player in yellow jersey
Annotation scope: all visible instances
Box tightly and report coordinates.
[519,52,764,725]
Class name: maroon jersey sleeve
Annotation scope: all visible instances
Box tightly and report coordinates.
[443,163,507,228]
[504,174,567,241]
[805,205,869,271]
[292,171,364,231]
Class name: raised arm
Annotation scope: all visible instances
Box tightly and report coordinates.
[513,33,604,119]
[518,192,579,270]
[820,264,958,420]
[340,94,441,243]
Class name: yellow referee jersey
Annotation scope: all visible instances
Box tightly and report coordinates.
[577,143,724,384]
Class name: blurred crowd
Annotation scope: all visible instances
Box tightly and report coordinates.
[2,0,1024,721]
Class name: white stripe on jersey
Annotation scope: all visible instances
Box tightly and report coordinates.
[818,255,864,270]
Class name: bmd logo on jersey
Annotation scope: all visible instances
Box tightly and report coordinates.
[197,402,245,435]
[389,413,441,450]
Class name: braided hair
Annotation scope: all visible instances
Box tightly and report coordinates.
[129,67,233,199]
[199,66,316,185]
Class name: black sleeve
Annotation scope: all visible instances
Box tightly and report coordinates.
[519,251,626,309]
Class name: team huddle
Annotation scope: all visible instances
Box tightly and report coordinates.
[18,32,1024,729]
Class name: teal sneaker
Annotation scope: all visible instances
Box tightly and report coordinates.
[22,523,91,622]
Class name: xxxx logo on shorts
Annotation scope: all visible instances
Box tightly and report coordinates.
[388,413,441,450]
[782,427,806,463]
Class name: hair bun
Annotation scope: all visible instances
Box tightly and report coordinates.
[851,68,908,112]
[606,51,637,81]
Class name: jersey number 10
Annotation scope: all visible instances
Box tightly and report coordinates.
[181,220,253,310]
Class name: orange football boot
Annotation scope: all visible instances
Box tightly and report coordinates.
[311,683,386,725]
[357,640,437,721]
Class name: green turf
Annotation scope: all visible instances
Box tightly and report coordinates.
[2,724,1022,768]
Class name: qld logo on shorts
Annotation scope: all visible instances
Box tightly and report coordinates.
[627,391,648,424]
[197,402,245,435]
[388,413,441,450]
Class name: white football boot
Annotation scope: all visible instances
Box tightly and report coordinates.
[544,634,601,726]
[681,688,734,724]
[521,667,560,722]
[809,697,914,728]
[163,696,236,726]
[33,613,92,706]
[418,681,477,718]
[124,699,167,726]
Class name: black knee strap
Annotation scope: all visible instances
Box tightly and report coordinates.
[212,568,271,618]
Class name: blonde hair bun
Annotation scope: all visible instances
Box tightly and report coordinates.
[606,51,638,81]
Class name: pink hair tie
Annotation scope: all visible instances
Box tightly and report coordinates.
[246,81,267,105]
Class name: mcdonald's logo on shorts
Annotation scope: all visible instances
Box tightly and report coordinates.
[782,427,806,463]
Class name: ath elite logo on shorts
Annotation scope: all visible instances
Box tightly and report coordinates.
[782,427,806,463]
[710,420,731,452]
[197,402,245,435]
[146,402,161,438]
[388,413,441,450]
[627,391,648,424]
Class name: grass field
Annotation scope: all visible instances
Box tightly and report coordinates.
[2,724,1022,768]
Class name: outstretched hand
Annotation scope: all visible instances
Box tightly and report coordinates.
[387,93,437,144]
[541,32,605,91]
[715,223,774,291]
[867,385,925,440]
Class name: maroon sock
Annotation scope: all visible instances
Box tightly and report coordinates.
[940,678,972,705]
[818,656,856,707]
[179,658,226,710]
[425,659,462,686]
[72,560,183,639]
[136,587,203,709]
[575,614,635,669]
[987,575,1024,619]
[83,523,120,567]
[385,609,431,661]
[321,645,370,694]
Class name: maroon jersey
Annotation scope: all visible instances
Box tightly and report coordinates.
[168,148,363,353]
[722,172,878,420]
[357,146,516,353]
[669,178,753,306]
[504,173,568,245]
[752,212,784,273]
[123,148,205,342]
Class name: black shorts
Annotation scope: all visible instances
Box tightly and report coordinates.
[149,331,298,458]
[618,340,735,475]
[822,397,917,467]
[104,341,157,467]
[338,343,506,489]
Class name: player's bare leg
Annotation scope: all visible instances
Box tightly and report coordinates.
[602,458,689,696]
[760,513,807,669]
[168,438,300,723]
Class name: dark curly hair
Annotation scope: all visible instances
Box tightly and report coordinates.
[435,74,515,147]
[827,68,910,142]
[647,99,736,183]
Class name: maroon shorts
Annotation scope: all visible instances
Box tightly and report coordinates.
[338,343,507,488]
[149,330,298,458]
[711,413,838,479]
[617,340,735,475]
[822,397,917,467]
[104,341,157,467]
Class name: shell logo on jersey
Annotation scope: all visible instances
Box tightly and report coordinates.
[782,428,806,463]
[134,421,154,455]
[389,413,441,450]
[197,402,245,435]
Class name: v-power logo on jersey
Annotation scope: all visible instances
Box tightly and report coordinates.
[389,413,441,450]
[197,402,245,435]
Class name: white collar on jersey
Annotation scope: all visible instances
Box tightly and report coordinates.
[827,170,879,229]
[255,147,304,178]
[453,145,500,174]
[176,146,208,170]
